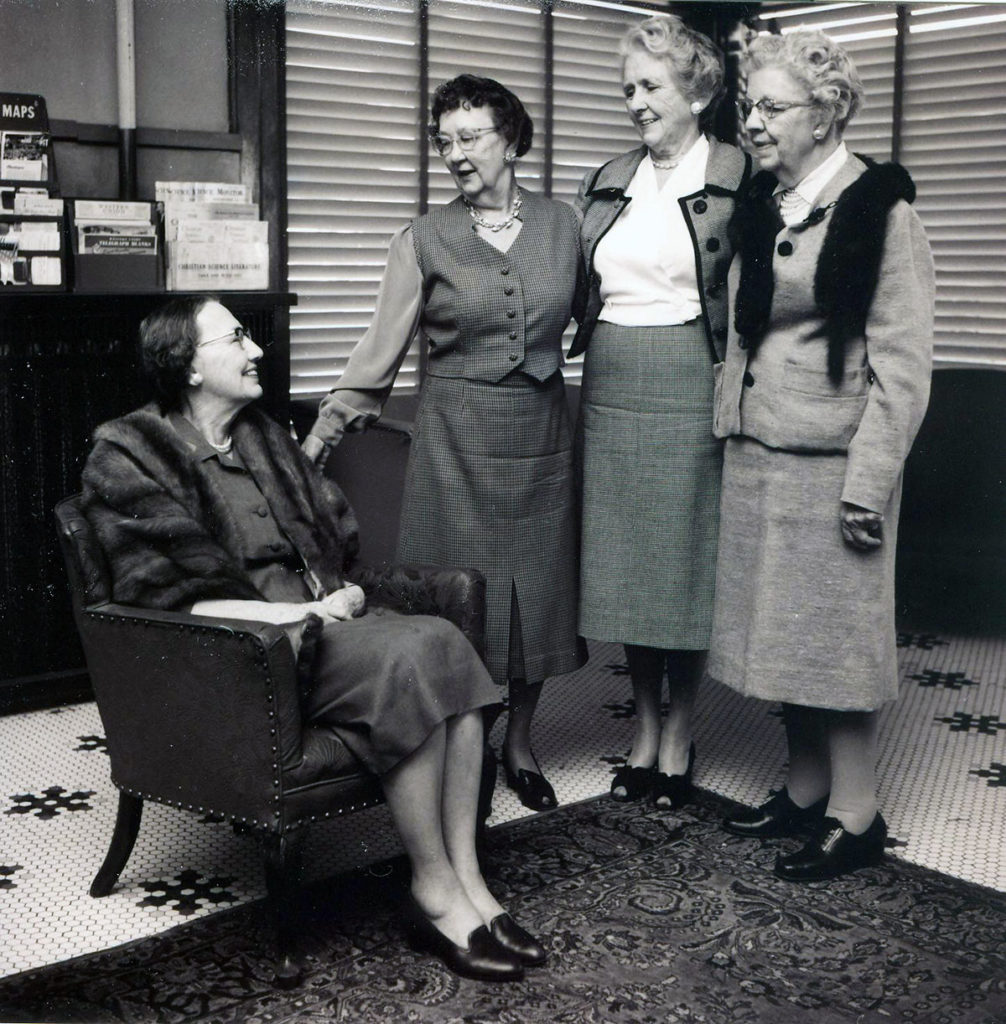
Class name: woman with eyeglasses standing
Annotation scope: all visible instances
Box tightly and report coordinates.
[571,15,749,810]
[710,30,934,881]
[304,74,586,820]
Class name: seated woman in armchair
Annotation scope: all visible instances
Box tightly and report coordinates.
[80,295,545,982]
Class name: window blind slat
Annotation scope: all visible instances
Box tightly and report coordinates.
[286,0,421,398]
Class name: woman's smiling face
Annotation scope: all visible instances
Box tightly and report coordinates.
[622,49,696,159]
[743,66,824,186]
[191,301,264,410]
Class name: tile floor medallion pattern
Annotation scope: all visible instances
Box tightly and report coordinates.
[1,634,1003,980]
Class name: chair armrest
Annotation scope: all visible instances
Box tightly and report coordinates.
[75,602,309,825]
[347,564,487,661]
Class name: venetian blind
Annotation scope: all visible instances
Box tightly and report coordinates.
[285,0,421,397]
[427,0,547,208]
[901,5,1006,367]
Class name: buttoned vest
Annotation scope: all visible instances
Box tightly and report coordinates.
[411,190,579,383]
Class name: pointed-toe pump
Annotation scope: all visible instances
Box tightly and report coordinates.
[651,742,696,811]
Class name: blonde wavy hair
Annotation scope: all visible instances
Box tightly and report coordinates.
[619,14,725,111]
[745,29,864,131]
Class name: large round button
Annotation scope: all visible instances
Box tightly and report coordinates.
[738,337,749,350]
[508,331,518,340]
[777,240,793,256]
[509,354,519,361]
[255,505,269,517]
[693,199,708,214]
[706,237,720,253]
[501,266,510,275]
[506,309,516,318]
[743,371,755,387]
[504,285,514,295]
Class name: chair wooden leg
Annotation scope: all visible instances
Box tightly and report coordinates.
[90,791,143,897]
[260,831,305,988]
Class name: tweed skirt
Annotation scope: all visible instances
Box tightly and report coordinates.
[577,320,722,648]
[302,609,499,775]
[706,437,901,711]
[397,372,586,686]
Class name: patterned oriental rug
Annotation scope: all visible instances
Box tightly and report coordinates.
[1,790,1004,1024]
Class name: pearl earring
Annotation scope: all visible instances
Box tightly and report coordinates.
[503,152,516,165]
[813,128,825,140]
[690,101,704,116]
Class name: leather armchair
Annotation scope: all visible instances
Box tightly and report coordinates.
[54,495,487,986]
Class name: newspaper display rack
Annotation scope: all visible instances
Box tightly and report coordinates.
[0,93,66,291]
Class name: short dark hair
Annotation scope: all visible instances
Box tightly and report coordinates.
[430,73,533,158]
[139,294,217,412]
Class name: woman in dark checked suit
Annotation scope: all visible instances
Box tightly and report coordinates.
[304,74,586,814]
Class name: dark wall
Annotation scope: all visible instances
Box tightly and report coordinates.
[896,370,1006,634]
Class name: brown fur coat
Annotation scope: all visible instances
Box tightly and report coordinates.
[81,404,359,610]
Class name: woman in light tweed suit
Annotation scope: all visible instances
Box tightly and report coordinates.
[712,31,934,881]
[572,15,749,809]
[305,75,586,815]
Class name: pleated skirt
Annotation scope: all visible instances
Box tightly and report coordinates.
[577,320,722,648]
[706,437,901,711]
[397,372,586,686]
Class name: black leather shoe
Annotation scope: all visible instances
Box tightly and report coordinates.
[403,897,524,981]
[652,743,695,810]
[610,764,655,802]
[503,757,558,812]
[490,912,547,967]
[774,813,887,882]
[723,788,829,838]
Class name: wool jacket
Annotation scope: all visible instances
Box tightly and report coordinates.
[81,404,359,610]
[713,152,935,513]
[569,138,751,362]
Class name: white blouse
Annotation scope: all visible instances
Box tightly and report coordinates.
[594,134,708,327]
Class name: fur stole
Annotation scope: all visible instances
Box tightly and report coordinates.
[729,156,916,382]
[81,404,358,610]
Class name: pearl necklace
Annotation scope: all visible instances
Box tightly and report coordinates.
[207,436,233,454]
[650,153,682,171]
[464,190,523,232]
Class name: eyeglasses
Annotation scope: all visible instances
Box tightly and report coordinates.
[196,325,265,349]
[428,126,499,156]
[739,96,815,121]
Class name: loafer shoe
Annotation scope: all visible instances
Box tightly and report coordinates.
[774,813,887,882]
[404,897,524,982]
[722,788,829,839]
[490,912,547,966]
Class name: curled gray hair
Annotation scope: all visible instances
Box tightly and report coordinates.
[745,29,864,132]
[619,14,725,112]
